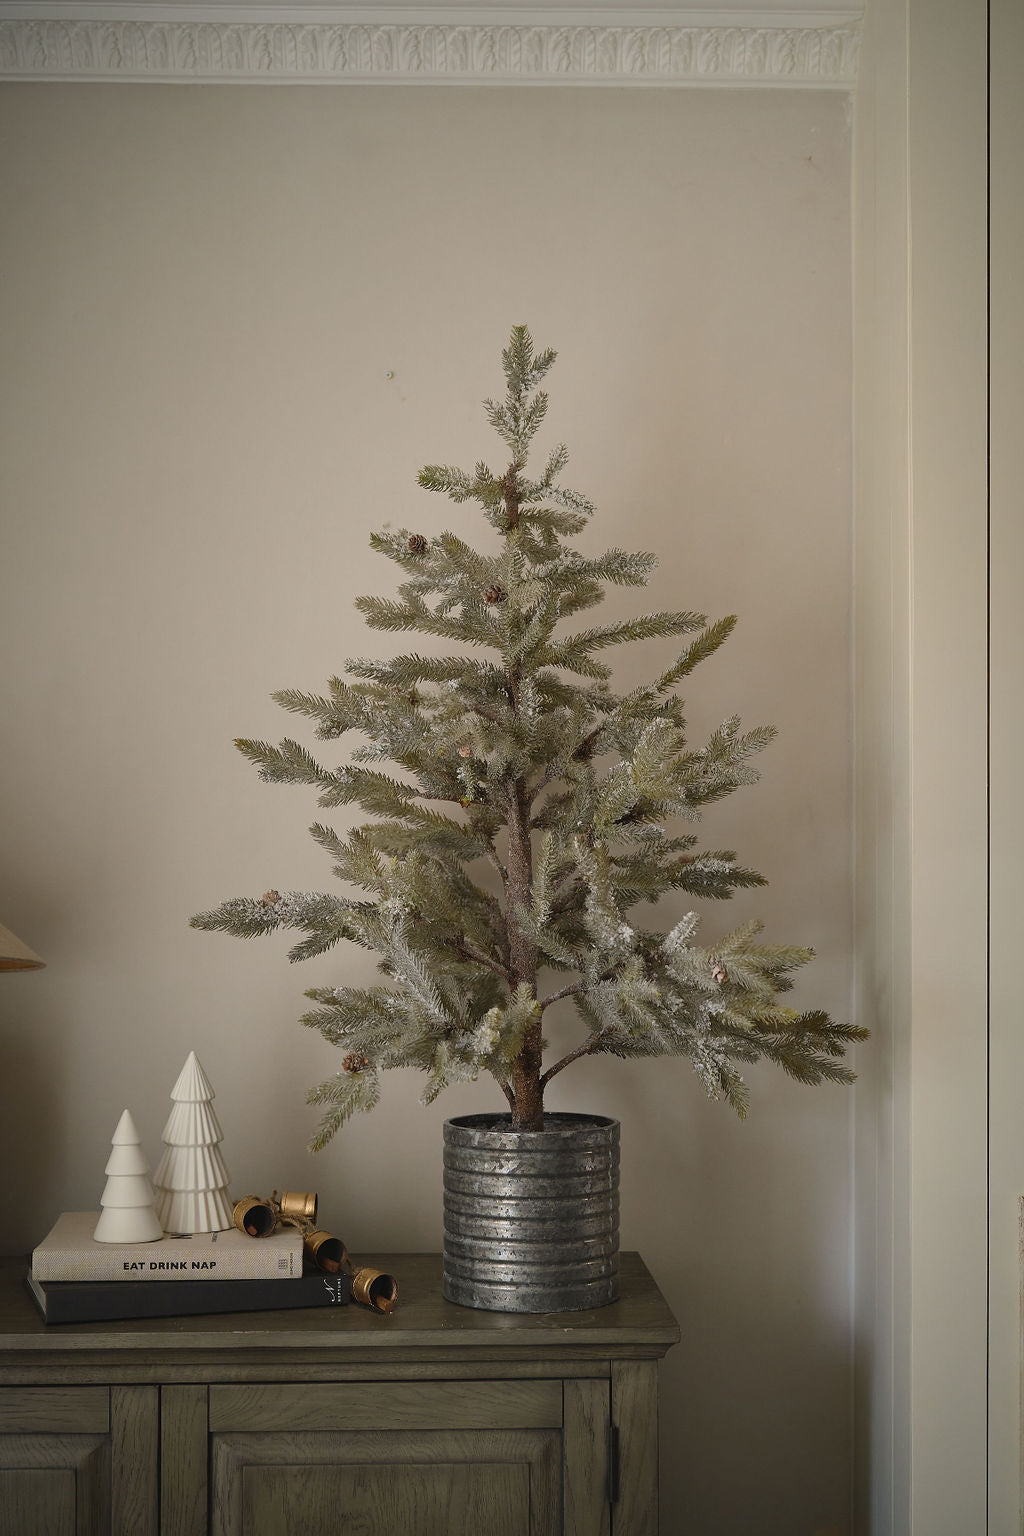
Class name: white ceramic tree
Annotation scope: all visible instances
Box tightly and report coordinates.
[93,1108,163,1243]
[153,1051,233,1234]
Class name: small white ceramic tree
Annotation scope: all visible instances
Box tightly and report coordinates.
[93,1108,163,1243]
[153,1051,233,1234]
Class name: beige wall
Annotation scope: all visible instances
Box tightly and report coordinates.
[851,0,912,1521]
[0,83,853,1530]
[988,0,1024,1526]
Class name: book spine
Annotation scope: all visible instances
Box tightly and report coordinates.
[28,1271,352,1324]
[33,1242,301,1283]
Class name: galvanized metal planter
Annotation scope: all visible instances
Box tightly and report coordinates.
[442,1112,620,1313]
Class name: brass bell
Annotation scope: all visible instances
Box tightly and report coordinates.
[351,1267,398,1313]
[303,1229,348,1274]
[232,1196,277,1238]
[277,1190,318,1225]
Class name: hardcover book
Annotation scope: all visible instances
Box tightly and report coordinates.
[26,1266,351,1324]
[32,1211,303,1282]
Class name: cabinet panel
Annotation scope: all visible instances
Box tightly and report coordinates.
[611,1362,658,1536]
[210,1380,562,1432]
[161,1386,208,1536]
[110,1385,158,1536]
[563,1380,610,1536]
[0,1390,108,1435]
[211,1428,561,1536]
[242,1460,530,1536]
[0,1436,108,1536]
[0,1469,75,1536]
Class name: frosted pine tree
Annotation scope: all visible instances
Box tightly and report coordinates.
[193,328,866,1140]
[153,1052,233,1233]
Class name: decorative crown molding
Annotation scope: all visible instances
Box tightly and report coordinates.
[0,8,860,84]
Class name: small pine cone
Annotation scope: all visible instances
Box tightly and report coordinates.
[407,534,428,554]
[712,963,728,985]
[342,1053,370,1074]
[482,585,506,604]
[260,889,281,907]
[458,743,473,758]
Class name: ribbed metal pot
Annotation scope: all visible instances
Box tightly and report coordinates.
[442,1112,620,1313]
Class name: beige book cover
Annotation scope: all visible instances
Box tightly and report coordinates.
[32,1212,302,1282]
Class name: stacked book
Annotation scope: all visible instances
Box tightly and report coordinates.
[27,1212,351,1324]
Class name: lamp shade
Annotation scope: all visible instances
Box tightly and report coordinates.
[0,922,44,971]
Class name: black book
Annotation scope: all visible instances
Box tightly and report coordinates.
[26,1265,351,1324]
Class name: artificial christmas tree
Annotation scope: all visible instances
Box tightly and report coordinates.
[193,326,865,1133]
[153,1051,232,1234]
[192,328,867,1307]
[93,1109,162,1243]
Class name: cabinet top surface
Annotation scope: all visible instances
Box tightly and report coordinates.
[0,1252,679,1357]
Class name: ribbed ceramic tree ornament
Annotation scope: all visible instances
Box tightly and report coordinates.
[161,1099,223,1146]
[442,1113,620,1313]
[153,1052,233,1234]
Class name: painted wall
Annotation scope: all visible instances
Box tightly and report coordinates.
[0,82,853,1531]
[989,0,1024,1528]
[851,3,912,1524]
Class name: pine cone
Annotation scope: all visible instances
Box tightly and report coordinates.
[458,744,473,758]
[712,963,728,985]
[407,534,428,554]
[260,890,281,907]
[342,1053,370,1074]
[483,585,506,604]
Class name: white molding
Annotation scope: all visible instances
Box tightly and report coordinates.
[0,8,860,84]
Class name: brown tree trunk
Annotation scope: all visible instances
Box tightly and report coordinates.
[505,766,543,1130]
[502,461,544,1131]
[510,1047,544,1130]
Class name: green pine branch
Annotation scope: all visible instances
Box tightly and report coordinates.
[192,325,865,1144]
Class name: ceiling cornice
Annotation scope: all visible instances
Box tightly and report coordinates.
[0,6,861,85]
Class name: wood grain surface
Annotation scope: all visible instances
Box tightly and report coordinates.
[0,1469,75,1536]
[111,1385,158,1536]
[0,1254,678,1359]
[612,1361,659,1536]
[210,1378,562,1432]
[563,1379,610,1536]
[0,1436,108,1535]
[161,1385,208,1536]
[211,1428,560,1536]
[242,1460,531,1536]
[0,1387,108,1434]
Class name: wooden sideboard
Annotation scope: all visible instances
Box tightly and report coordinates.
[0,1251,679,1535]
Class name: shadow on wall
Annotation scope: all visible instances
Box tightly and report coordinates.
[603,1052,853,1534]
[0,997,71,1247]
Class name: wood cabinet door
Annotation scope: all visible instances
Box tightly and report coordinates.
[0,1385,157,1536]
[212,1429,555,1536]
[206,1380,590,1536]
[0,1386,109,1536]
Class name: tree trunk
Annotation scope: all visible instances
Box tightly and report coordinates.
[510,1051,544,1130]
[505,776,543,1130]
[503,461,544,1131]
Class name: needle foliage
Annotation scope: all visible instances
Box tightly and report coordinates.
[192,328,866,1142]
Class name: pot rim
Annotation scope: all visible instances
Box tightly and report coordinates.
[444,1111,618,1138]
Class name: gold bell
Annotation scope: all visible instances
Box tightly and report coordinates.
[351,1267,398,1313]
[232,1196,277,1238]
[277,1190,318,1225]
[303,1229,348,1274]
